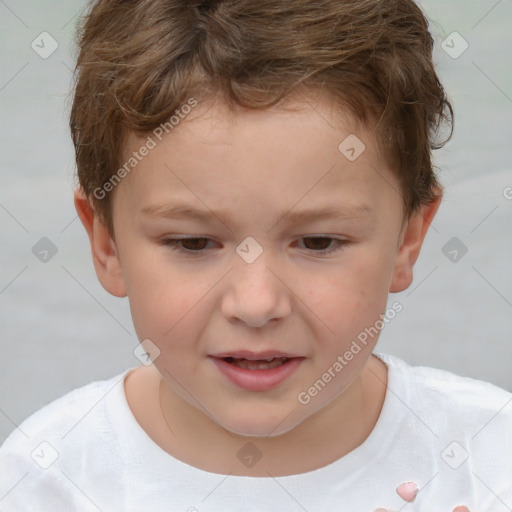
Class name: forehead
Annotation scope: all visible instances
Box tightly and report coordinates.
[139,95,363,147]
[115,96,401,225]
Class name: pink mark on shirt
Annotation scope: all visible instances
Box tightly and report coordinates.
[396,481,418,502]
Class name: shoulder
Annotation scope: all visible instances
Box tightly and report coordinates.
[365,353,512,509]
[0,369,133,506]
[2,370,129,446]
[377,352,512,430]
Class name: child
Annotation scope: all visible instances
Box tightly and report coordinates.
[1,0,510,510]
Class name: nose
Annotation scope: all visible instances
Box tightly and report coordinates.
[221,254,292,328]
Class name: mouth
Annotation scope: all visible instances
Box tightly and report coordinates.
[209,353,304,391]
[222,356,291,370]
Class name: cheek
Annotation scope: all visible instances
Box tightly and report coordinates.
[121,247,199,338]
[304,249,395,329]
[123,250,229,359]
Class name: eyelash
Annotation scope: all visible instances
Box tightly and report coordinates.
[160,236,350,256]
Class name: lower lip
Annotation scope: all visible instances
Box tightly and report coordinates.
[209,357,304,392]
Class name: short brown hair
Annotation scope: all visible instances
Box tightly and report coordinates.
[70,0,453,235]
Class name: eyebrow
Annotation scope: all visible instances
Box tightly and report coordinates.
[141,201,373,229]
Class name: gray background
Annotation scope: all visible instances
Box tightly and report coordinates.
[1,0,511,445]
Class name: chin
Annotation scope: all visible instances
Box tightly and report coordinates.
[218,408,305,439]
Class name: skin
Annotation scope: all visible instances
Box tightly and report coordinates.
[75,93,441,477]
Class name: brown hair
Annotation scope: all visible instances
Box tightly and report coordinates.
[70,0,453,235]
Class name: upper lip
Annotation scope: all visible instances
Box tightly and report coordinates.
[210,350,302,360]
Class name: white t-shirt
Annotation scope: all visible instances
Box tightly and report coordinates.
[1,352,511,512]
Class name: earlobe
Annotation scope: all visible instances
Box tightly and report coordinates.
[389,193,442,293]
[74,188,127,298]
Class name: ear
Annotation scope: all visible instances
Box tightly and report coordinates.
[390,192,442,293]
[74,188,127,297]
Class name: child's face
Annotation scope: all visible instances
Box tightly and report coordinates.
[82,95,436,437]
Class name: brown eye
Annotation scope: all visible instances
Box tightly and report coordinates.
[178,238,210,250]
[296,237,349,255]
[161,237,215,253]
[302,237,333,251]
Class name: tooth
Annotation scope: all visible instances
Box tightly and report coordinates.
[230,357,288,370]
